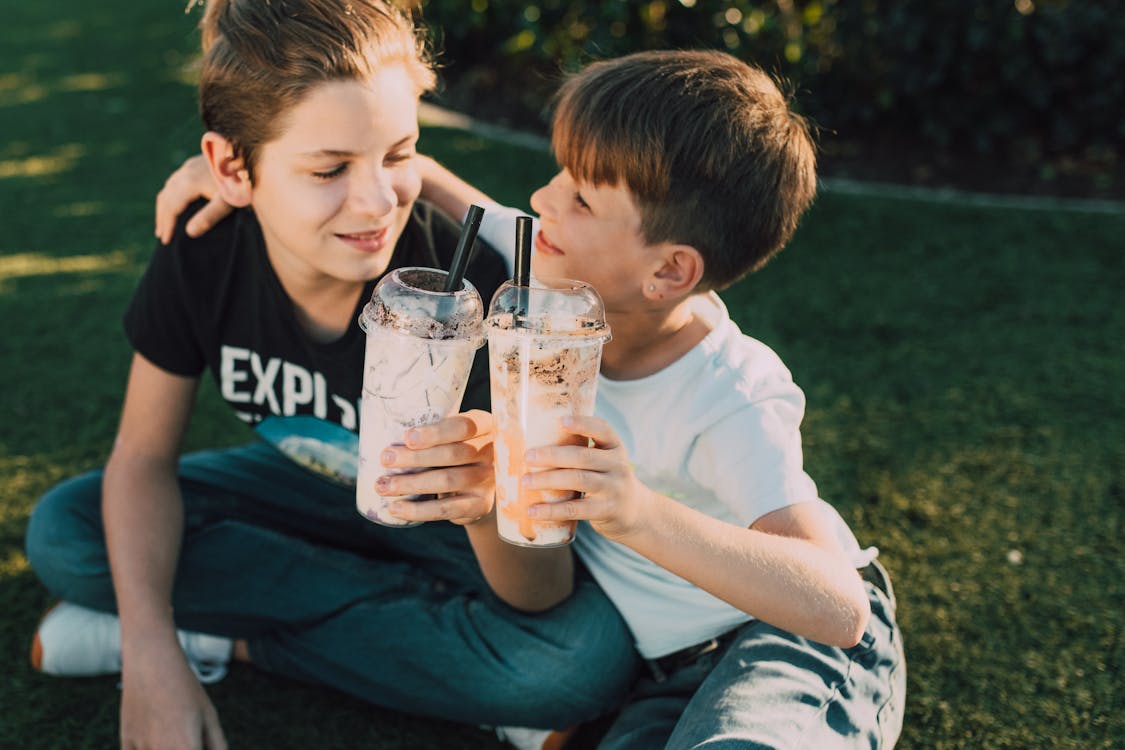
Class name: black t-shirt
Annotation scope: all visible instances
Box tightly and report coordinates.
[124,200,508,434]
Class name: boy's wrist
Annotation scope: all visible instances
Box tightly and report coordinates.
[600,482,666,547]
[461,505,497,529]
[120,618,182,664]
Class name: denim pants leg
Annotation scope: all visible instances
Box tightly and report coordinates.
[25,441,474,628]
[25,442,638,728]
[598,567,906,749]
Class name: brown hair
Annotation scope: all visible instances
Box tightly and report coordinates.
[198,0,435,181]
[552,50,817,291]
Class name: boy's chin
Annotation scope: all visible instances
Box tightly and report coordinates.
[529,257,569,282]
[331,251,395,284]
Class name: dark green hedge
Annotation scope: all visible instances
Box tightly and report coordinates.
[420,0,1123,168]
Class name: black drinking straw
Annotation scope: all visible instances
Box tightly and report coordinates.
[443,203,486,293]
[514,215,533,318]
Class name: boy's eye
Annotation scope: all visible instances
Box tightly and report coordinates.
[574,192,590,210]
[386,150,416,166]
[312,163,347,180]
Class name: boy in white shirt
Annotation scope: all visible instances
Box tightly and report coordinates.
[423,50,906,749]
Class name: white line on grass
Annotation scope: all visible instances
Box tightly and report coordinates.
[420,102,1125,216]
[818,177,1125,215]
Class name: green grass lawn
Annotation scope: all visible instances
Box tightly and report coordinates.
[2,2,1123,748]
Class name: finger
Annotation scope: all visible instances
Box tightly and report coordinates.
[154,174,196,244]
[185,196,232,238]
[382,440,492,470]
[202,713,228,750]
[524,444,613,471]
[525,495,605,523]
[558,415,621,449]
[376,463,492,498]
[521,467,606,497]
[403,410,494,450]
[155,186,177,244]
[387,493,493,525]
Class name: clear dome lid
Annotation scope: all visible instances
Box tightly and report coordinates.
[485,277,610,340]
[358,266,485,346]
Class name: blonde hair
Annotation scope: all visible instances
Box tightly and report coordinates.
[198,0,435,180]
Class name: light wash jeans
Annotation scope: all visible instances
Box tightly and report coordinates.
[24,441,638,728]
[598,561,906,749]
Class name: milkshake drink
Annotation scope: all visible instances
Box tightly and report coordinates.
[356,267,484,525]
[486,278,610,546]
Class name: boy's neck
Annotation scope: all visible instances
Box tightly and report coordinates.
[290,283,366,343]
[600,295,712,380]
[266,244,367,344]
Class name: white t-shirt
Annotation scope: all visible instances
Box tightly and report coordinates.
[477,203,876,659]
[476,201,522,273]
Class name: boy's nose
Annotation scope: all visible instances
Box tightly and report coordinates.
[531,171,569,220]
[529,183,551,219]
[349,167,397,216]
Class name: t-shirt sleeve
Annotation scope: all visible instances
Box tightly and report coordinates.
[685,380,819,527]
[122,236,206,378]
[475,202,526,276]
[464,228,510,413]
[422,201,510,301]
[464,232,510,310]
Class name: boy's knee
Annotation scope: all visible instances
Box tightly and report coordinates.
[25,471,111,602]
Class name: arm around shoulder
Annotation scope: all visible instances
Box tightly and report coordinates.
[416,155,496,224]
[154,153,230,245]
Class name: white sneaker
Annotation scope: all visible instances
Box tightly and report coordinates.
[30,602,233,684]
[495,725,575,750]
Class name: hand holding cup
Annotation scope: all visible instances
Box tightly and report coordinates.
[379,410,496,525]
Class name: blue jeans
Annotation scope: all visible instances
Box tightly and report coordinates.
[598,562,906,749]
[24,442,638,728]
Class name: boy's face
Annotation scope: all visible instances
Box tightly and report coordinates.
[250,66,421,285]
[529,169,657,310]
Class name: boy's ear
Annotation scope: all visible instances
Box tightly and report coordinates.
[200,131,253,208]
[646,244,704,300]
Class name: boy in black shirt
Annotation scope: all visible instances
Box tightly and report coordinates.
[24,2,636,748]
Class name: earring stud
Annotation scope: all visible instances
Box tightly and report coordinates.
[648,284,656,292]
